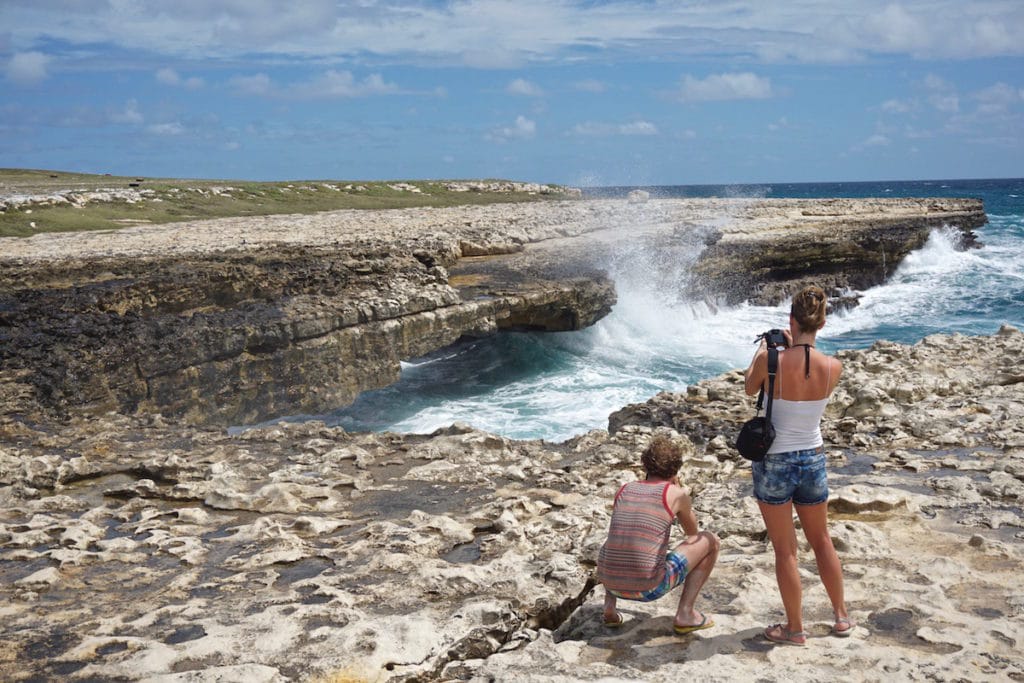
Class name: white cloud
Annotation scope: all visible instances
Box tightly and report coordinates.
[903,126,934,140]
[863,134,890,147]
[230,73,273,96]
[618,120,658,135]
[156,67,203,89]
[675,72,773,103]
[972,82,1023,114]
[461,48,524,69]
[5,51,49,85]
[296,71,397,98]
[489,115,536,142]
[571,120,658,136]
[507,78,543,97]
[861,4,928,54]
[880,99,913,114]
[156,68,180,85]
[571,122,613,136]
[110,99,144,125]
[938,80,1024,136]
[929,92,960,114]
[230,70,398,99]
[922,74,959,113]
[5,2,1023,69]
[573,79,606,93]
[147,122,185,136]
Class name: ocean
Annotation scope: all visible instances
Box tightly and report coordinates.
[323,178,1024,442]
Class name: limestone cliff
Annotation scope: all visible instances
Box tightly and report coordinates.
[0,245,613,426]
[0,196,986,426]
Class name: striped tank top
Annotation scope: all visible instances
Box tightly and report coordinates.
[596,480,674,593]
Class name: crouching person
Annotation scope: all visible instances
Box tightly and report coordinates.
[596,435,720,633]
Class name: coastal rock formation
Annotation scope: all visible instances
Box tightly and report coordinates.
[685,197,986,305]
[0,203,620,426]
[0,245,612,426]
[0,197,985,427]
[1,328,1021,681]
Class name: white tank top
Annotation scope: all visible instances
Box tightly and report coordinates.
[766,345,831,454]
[767,398,827,453]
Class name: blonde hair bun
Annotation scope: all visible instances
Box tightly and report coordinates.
[792,285,827,332]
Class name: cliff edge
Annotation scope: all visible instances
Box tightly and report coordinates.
[0,196,985,426]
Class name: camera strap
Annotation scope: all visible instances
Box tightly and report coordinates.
[755,347,779,419]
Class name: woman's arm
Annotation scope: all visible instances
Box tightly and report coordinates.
[828,356,843,393]
[743,341,768,396]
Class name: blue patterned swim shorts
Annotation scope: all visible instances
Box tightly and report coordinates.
[607,551,689,602]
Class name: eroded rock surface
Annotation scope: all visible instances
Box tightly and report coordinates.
[1,328,1021,682]
[0,196,1012,682]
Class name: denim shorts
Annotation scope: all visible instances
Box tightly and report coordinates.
[752,446,829,506]
[607,551,688,602]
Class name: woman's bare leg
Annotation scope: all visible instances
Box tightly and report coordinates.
[795,501,850,629]
[759,501,804,633]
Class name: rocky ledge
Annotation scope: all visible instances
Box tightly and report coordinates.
[0,327,1021,682]
[0,196,985,427]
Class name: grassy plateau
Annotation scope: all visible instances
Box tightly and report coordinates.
[0,168,575,238]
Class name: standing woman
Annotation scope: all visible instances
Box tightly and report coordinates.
[743,285,853,645]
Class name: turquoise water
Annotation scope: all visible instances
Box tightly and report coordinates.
[322,178,1024,441]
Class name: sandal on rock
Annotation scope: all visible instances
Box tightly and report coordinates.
[673,611,714,635]
[832,617,855,637]
[764,623,808,646]
[602,612,624,627]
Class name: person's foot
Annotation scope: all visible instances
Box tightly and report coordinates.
[764,623,807,646]
[672,610,714,634]
[602,611,623,627]
[832,616,855,637]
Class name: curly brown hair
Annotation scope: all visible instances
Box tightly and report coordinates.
[641,435,682,480]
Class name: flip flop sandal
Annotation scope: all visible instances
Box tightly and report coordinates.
[673,611,715,635]
[602,612,624,627]
[832,617,855,637]
[764,623,808,646]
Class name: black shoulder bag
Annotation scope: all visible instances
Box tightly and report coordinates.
[735,347,778,462]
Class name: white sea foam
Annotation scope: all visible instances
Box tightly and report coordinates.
[333,201,1024,441]
[827,223,1022,337]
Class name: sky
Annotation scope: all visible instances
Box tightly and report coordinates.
[1,1,1023,186]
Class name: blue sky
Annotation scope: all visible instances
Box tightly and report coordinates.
[2,1,1023,186]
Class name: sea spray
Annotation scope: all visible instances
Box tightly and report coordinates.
[329,202,789,441]
[827,220,1024,346]
[327,180,1024,441]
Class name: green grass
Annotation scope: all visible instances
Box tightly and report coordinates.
[0,168,576,238]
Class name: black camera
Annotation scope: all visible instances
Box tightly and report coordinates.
[756,328,787,348]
